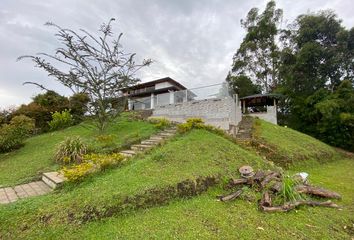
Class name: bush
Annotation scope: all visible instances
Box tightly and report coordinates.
[148,117,171,129]
[54,137,87,164]
[48,109,74,131]
[0,115,35,153]
[177,118,228,137]
[63,153,125,181]
[62,162,96,182]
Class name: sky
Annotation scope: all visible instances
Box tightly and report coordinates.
[0,0,353,109]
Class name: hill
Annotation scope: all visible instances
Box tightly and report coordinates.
[0,117,353,239]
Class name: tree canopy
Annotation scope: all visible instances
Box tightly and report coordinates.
[19,18,152,132]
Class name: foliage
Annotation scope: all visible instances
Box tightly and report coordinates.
[0,112,157,186]
[177,118,226,138]
[275,175,303,204]
[62,162,96,182]
[48,110,74,131]
[226,74,261,98]
[18,18,152,133]
[229,1,283,93]
[68,93,90,123]
[0,115,35,153]
[54,137,88,164]
[63,153,126,182]
[148,117,171,129]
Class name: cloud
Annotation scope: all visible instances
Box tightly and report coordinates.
[0,0,353,108]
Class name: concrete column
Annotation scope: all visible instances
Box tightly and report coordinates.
[151,93,155,109]
[184,90,188,102]
[169,91,174,104]
[242,100,246,114]
[128,99,132,110]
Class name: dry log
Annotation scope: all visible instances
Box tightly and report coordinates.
[230,178,248,185]
[219,189,243,202]
[295,185,342,199]
[260,191,272,207]
[260,172,281,188]
[261,200,339,213]
[270,181,282,193]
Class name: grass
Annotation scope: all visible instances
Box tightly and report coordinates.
[0,129,270,239]
[0,113,158,186]
[0,117,353,239]
[253,119,341,167]
[2,159,353,240]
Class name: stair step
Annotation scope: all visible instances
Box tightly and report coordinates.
[131,144,153,151]
[141,140,161,145]
[150,136,164,141]
[120,150,136,156]
[157,132,174,137]
[42,172,65,189]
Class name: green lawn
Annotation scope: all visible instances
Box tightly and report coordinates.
[0,113,158,186]
[254,119,341,166]
[0,118,352,239]
[0,129,270,239]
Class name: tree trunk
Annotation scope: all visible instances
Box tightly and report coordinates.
[261,200,339,213]
[295,185,341,199]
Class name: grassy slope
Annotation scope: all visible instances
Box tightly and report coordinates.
[0,129,269,239]
[25,159,354,240]
[0,114,158,186]
[253,119,341,166]
[1,120,353,239]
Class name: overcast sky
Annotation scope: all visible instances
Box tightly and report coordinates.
[0,0,353,108]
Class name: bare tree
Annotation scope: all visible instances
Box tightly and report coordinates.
[18,18,152,132]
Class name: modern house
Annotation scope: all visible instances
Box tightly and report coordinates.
[123,77,279,133]
[122,77,194,110]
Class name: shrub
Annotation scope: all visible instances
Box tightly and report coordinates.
[54,137,87,164]
[62,153,125,182]
[148,117,171,129]
[48,109,74,131]
[62,162,96,182]
[0,115,35,152]
[69,92,90,123]
[95,134,115,147]
[83,153,125,169]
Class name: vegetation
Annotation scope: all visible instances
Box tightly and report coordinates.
[18,18,152,132]
[227,1,354,151]
[54,137,88,164]
[0,115,35,153]
[48,109,74,131]
[0,124,352,239]
[63,153,125,182]
[12,91,88,132]
[0,113,158,186]
[252,119,340,167]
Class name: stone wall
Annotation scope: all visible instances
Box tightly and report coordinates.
[151,97,242,131]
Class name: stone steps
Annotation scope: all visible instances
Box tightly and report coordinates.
[236,116,254,141]
[0,126,178,205]
[119,126,177,158]
[42,172,66,189]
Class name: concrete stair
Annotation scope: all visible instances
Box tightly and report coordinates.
[236,116,254,141]
[0,126,178,205]
[42,172,66,189]
[118,126,177,157]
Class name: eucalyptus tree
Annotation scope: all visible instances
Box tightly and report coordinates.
[229,1,283,93]
[19,18,152,132]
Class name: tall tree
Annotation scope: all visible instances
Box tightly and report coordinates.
[229,1,283,93]
[18,18,152,132]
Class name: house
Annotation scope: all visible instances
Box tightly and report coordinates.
[122,77,194,110]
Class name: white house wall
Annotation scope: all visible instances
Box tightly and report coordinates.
[151,96,242,131]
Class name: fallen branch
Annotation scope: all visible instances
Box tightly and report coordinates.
[295,185,341,199]
[260,172,280,188]
[260,191,272,207]
[219,189,243,202]
[261,200,339,212]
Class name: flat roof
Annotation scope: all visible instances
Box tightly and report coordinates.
[122,77,187,91]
